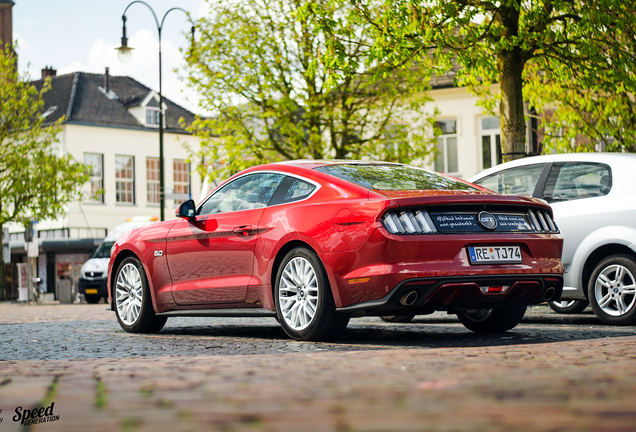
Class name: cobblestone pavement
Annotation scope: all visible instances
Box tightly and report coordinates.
[1,302,636,431]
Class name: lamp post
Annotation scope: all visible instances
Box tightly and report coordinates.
[116,1,194,221]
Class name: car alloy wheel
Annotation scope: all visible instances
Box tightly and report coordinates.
[589,254,636,325]
[116,262,144,326]
[278,256,319,331]
[548,299,589,314]
[275,247,350,341]
[114,256,167,333]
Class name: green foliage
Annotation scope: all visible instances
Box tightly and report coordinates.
[0,44,89,228]
[183,0,437,182]
[304,0,636,158]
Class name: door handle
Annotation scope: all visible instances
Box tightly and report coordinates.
[232,225,253,236]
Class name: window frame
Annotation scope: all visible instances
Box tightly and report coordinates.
[83,152,104,204]
[146,157,160,206]
[197,171,321,216]
[115,155,135,205]
[145,107,161,127]
[434,119,459,175]
[173,159,191,205]
[479,116,502,171]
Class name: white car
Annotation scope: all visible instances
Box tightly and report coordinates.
[469,153,636,325]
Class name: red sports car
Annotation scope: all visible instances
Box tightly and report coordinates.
[108,161,563,341]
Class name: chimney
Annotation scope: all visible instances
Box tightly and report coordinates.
[0,0,14,53]
[41,66,57,79]
[104,67,110,92]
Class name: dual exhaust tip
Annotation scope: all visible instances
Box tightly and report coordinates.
[543,285,556,302]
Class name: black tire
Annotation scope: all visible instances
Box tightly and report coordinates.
[457,305,527,333]
[548,299,589,314]
[380,314,416,323]
[588,254,636,326]
[114,256,167,333]
[85,294,102,304]
[274,247,350,341]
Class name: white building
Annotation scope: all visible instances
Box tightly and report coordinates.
[6,68,201,300]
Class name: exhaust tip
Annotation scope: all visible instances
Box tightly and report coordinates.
[399,289,419,306]
[543,286,556,301]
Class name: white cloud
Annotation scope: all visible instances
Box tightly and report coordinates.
[55,30,202,115]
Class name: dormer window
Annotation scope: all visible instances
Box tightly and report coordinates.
[146,108,160,126]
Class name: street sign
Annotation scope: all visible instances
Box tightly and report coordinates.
[165,193,191,200]
[27,241,39,258]
[2,228,9,263]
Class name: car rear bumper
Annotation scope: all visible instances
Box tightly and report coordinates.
[336,274,563,316]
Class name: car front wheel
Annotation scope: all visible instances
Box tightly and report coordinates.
[114,256,167,333]
[588,254,636,325]
[275,247,349,341]
[457,305,527,333]
[548,299,589,314]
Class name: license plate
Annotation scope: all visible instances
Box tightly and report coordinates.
[468,246,522,264]
[86,289,98,294]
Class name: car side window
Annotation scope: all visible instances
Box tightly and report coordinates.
[269,176,317,206]
[473,164,546,196]
[198,173,285,215]
[543,163,612,203]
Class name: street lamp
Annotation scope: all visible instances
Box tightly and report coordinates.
[116,1,194,221]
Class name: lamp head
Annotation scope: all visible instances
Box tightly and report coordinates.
[116,38,133,64]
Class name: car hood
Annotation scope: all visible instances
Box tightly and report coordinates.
[81,258,110,276]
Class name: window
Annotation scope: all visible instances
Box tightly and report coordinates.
[147,157,160,205]
[315,164,478,191]
[84,153,104,203]
[543,163,612,203]
[434,119,458,174]
[115,155,135,204]
[173,159,191,205]
[480,117,502,170]
[269,177,317,206]
[146,108,160,126]
[473,164,546,197]
[198,173,285,215]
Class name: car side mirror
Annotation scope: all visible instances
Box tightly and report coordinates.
[175,199,196,220]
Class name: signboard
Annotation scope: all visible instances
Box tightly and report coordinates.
[27,241,39,258]
[1,228,9,263]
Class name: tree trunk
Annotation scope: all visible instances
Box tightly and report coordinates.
[496,6,527,163]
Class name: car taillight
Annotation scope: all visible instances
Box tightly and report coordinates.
[382,210,437,234]
[527,209,558,233]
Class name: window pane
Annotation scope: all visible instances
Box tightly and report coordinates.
[84,153,103,203]
[446,137,458,173]
[544,163,612,202]
[173,160,190,205]
[315,164,478,191]
[482,136,492,170]
[115,156,134,203]
[199,173,285,215]
[435,119,457,135]
[146,157,160,204]
[474,164,545,196]
[482,117,500,130]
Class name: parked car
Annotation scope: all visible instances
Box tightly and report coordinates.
[108,161,563,341]
[469,153,636,325]
[79,217,157,303]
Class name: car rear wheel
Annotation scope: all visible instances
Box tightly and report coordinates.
[457,305,527,333]
[275,247,350,341]
[380,315,416,323]
[588,254,636,325]
[114,256,167,333]
[85,294,101,304]
[548,299,589,314]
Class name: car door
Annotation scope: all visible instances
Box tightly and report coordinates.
[540,162,613,287]
[167,172,284,305]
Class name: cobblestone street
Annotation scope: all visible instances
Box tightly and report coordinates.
[1,303,636,431]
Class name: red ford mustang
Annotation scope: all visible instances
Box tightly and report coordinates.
[108,161,563,341]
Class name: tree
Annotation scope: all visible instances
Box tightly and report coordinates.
[0,45,89,299]
[305,0,636,160]
[184,0,437,182]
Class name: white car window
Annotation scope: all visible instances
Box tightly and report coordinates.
[198,173,285,215]
[544,163,612,202]
[473,164,545,196]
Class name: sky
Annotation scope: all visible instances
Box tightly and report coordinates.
[13,0,209,115]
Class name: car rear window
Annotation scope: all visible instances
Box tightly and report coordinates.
[314,164,478,191]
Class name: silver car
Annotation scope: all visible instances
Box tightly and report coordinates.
[469,153,636,325]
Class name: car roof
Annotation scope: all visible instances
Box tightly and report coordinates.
[468,152,636,182]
